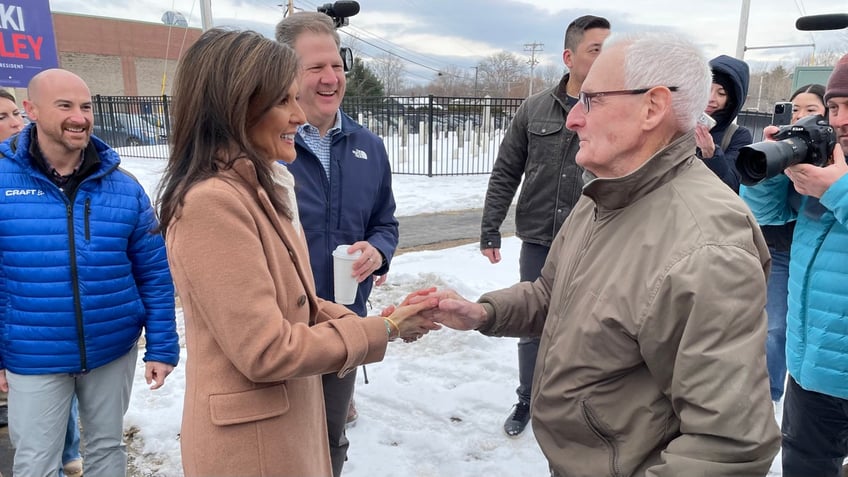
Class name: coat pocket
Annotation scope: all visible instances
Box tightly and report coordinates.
[209,384,289,426]
[580,399,623,477]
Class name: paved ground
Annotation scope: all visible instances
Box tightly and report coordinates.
[0,207,514,476]
[398,206,515,252]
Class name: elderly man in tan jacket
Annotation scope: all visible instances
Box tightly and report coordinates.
[422,32,780,477]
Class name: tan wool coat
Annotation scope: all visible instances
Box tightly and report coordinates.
[166,159,389,477]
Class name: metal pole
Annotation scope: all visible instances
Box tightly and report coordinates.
[735,0,751,59]
[199,0,213,31]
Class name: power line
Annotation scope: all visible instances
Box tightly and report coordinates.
[354,49,439,83]
[338,29,465,78]
[346,23,456,73]
[297,0,471,75]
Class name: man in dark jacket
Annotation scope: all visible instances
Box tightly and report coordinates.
[480,14,610,437]
[0,69,178,477]
[276,12,399,477]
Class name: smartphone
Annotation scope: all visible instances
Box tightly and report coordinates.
[698,112,716,130]
[772,102,793,126]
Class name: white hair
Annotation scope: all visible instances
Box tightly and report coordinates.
[613,32,711,132]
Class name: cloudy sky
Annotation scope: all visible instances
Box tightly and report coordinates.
[51,0,847,83]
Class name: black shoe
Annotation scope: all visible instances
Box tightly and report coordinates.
[503,402,530,437]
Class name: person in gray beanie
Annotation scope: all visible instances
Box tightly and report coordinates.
[741,52,848,477]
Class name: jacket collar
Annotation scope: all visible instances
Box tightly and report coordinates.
[3,123,119,179]
[582,131,697,210]
[552,74,572,110]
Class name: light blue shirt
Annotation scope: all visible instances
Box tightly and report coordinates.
[297,112,343,179]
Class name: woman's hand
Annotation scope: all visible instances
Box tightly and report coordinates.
[695,124,716,158]
[384,297,441,342]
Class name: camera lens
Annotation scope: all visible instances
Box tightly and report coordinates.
[736,139,808,185]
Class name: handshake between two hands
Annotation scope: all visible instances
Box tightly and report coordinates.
[377,287,489,343]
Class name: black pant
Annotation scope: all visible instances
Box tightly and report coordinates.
[782,376,848,477]
[323,369,357,477]
[515,242,550,405]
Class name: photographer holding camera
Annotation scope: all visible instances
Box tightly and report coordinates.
[744,84,826,408]
[740,53,848,477]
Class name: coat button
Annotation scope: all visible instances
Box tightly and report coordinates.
[297,295,307,307]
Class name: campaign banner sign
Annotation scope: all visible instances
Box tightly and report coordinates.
[0,0,59,87]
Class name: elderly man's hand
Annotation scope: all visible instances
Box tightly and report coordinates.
[785,143,847,198]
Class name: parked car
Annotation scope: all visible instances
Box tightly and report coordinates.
[93,112,168,147]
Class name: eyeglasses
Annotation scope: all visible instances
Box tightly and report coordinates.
[578,86,679,113]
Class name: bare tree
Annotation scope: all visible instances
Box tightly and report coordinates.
[425,65,473,96]
[342,36,362,58]
[539,63,566,89]
[479,51,526,97]
[801,46,847,67]
[748,63,794,112]
[373,54,407,95]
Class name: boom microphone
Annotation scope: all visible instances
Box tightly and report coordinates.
[795,13,848,31]
[317,1,360,18]
[331,1,360,17]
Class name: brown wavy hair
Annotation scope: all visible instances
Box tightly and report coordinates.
[157,28,299,233]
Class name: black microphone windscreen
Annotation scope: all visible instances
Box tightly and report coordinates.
[796,13,848,31]
[332,1,360,18]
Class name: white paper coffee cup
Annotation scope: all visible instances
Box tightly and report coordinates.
[332,244,361,305]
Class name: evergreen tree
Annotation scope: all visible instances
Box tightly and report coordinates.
[346,58,385,97]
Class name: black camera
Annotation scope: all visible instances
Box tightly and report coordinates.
[735,114,836,185]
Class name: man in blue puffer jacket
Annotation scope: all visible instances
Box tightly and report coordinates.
[0,69,179,477]
[741,53,848,476]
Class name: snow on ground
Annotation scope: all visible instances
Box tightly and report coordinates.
[118,149,499,217]
[117,153,783,476]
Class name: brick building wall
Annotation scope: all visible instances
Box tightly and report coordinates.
[51,12,201,97]
[58,53,124,96]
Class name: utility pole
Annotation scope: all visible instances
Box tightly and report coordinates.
[199,0,213,31]
[524,41,543,97]
[277,1,294,17]
[470,66,479,98]
[735,0,751,59]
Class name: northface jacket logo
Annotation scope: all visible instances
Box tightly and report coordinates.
[352,149,368,160]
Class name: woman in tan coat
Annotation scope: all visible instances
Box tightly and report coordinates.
[157,29,438,477]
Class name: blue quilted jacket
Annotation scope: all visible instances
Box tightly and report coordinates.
[741,165,848,399]
[0,124,179,374]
